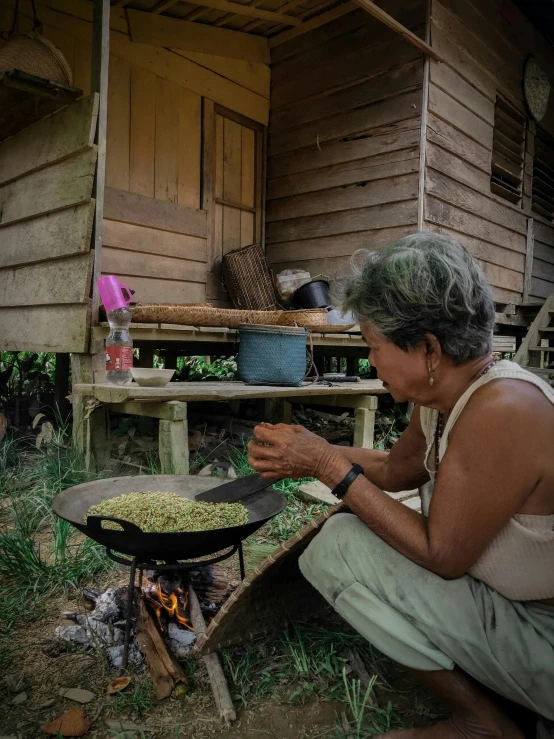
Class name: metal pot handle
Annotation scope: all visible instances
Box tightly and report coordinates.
[86,515,145,535]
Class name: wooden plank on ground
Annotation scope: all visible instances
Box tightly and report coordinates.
[129,66,156,198]
[104,187,207,237]
[127,8,270,64]
[178,88,201,209]
[0,93,98,186]
[267,172,418,222]
[0,253,94,307]
[102,248,206,282]
[0,202,94,269]
[155,77,179,203]
[106,55,130,191]
[102,220,206,262]
[0,147,97,226]
[0,304,91,352]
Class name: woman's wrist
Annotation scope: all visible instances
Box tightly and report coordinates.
[315,447,355,490]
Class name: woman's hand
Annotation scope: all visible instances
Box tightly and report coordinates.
[247,423,336,481]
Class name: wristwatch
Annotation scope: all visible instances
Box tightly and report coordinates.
[331,463,364,500]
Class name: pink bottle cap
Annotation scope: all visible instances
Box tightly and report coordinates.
[98,275,133,313]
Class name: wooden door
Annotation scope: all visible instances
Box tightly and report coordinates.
[204,105,264,302]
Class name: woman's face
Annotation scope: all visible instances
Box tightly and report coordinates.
[360,325,429,403]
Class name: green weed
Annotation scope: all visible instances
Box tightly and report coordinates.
[342,667,377,737]
[110,678,156,718]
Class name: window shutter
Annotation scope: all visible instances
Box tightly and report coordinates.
[532,128,554,220]
[490,96,525,205]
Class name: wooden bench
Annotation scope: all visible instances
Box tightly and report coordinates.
[72,379,387,474]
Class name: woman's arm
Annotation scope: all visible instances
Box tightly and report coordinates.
[330,408,430,491]
[248,383,541,579]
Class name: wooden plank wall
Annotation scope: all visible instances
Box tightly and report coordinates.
[265,0,425,278]
[0,95,98,352]
[424,0,554,304]
[1,0,270,305]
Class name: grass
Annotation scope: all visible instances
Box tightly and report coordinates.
[0,425,117,668]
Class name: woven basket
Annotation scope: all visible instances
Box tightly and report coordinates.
[278,308,327,329]
[193,504,343,655]
[237,324,308,385]
[0,32,72,85]
[131,303,283,329]
[222,243,277,311]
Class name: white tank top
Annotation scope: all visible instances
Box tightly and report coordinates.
[419,360,554,600]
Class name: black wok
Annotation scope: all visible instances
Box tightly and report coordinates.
[51,474,286,561]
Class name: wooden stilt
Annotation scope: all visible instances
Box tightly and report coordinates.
[158,403,189,474]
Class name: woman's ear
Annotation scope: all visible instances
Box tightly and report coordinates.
[425,334,442,371]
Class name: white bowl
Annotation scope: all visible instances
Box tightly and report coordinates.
[130,368,175,387]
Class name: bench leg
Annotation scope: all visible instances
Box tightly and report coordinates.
[264,398,292,424]
[72,390,109,472]
[353,407,375,449]
[159,414,189,475]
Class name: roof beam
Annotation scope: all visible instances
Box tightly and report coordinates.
[269,1,355,47]
[165,0,302,26]
[127,8,270,63]
[352,0,445,62]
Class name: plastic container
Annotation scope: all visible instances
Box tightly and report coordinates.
[237,324,308,386]
[98,275,134,385]
[293,278,331,309]
[275,269,311,307]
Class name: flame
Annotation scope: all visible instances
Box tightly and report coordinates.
[146,582,194,631]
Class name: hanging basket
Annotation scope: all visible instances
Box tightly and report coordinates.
[0,32,72,85]
[221,243,277,311]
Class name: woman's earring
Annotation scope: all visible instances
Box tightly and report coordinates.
[428,366,434,386]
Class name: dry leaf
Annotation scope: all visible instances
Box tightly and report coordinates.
[32,413,46,429]
[107,676,131,695]
[41,706,91,736]
[0,413,8,442]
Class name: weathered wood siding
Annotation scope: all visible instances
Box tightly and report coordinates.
[1,0,270,305]
[265,0,425,277]
[0,95,98,352]
[424,0,554,303]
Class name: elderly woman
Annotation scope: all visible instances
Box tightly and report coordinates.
[247,233,554,739]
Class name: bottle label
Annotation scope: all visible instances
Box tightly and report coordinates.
[106,346,133,372]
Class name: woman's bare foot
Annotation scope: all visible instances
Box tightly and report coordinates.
[379,713,525,738]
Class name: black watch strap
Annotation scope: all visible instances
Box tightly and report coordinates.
[331,463,364,500]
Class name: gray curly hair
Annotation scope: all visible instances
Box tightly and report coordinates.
[343,232,495,364]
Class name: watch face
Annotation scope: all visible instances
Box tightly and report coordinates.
[524,56,551,122]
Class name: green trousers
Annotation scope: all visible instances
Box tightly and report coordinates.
[299,512,554,719]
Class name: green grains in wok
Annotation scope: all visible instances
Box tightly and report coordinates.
[85,492,248,533]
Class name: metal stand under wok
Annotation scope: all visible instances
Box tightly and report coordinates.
[107,543,245,669]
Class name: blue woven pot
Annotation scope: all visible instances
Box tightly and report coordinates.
[237,324,308,385]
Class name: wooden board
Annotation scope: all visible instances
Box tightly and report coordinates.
[0,304,91,352]
[129,67,156,198]
[0,254,93,307]
[102,219,206,262]
[106,55,130,192]
[266,199,418,243]
[426,112,490,173]
[155,77,179,203]
[428,83,492,149]
[102,247,206,283]
[0,93,98,186]
[0,147,97,226]
[104,187,207,238]
[174,50,270,99]
[127,8,270,64]
[178,88,201,209]
[0,202,94,269]
[107,275,205,304]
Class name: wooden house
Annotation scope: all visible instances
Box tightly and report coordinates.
[1,0,554,371]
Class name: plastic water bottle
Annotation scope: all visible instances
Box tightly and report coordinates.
[98,275,134,385]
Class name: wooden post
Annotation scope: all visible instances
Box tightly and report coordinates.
[90,0,110,325]
[164,349,179,370]
[353,396,378,449]
[137,346,155,368]
[264,398,292,424]
[346,358,359,376]
[55,353,70,420]
[158,402,189,474]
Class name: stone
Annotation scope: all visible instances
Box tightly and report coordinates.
[11,691,28,705]
[41,707,91,736]
[4,671,26,693]
[59,688,96,704]
[297,481,338,506]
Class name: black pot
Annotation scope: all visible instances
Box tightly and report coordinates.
[293,279,331,309]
